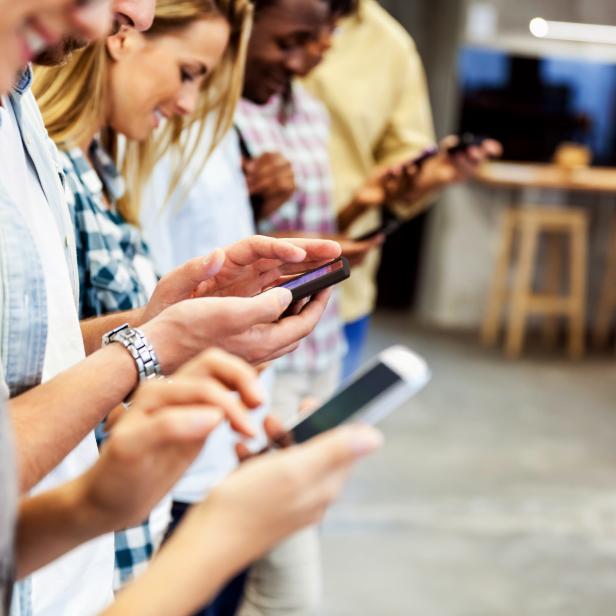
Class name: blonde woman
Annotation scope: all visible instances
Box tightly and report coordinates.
[34,0,254,593]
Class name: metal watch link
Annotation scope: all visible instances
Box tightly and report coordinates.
[102,323,162,383]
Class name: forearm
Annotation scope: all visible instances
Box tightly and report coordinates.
[337,200,369,233]
[105,508,244,616]
[15,477,109,578]
[81,308,145,355]
[11,344,137,492]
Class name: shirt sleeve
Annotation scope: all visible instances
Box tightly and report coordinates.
[374,39,436,169]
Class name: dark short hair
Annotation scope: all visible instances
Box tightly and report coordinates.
[328,0,358,17]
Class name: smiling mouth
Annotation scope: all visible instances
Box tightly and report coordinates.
[20,26,49,62]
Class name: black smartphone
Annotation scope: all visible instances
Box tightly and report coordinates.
[353,217,401,242]
[446,133,487,156]
[276,256,350,303]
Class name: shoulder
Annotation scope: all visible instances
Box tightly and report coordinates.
[352,0,418,55]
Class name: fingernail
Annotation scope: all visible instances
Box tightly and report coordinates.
[250,380,266,404]
[350,425,384,455]
[274,287,292,308]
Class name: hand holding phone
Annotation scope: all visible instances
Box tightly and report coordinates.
[276,256,350,302]
[445,133,489,157]
[275,346,430,446]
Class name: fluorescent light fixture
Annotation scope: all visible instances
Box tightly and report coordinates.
[529,17,616,45]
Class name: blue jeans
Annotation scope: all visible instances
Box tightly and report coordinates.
[342,316,371,381]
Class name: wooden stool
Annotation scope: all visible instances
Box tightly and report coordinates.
[593,215,616,348]
[481,206,588,359]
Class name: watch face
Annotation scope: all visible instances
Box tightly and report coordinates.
[103,323,130,344]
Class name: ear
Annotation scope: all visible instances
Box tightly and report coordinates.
[106,25,145,62]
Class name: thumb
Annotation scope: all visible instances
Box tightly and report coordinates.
[224,287,292,331]
[135,408,223,451]
[294,424,384,480]
[159,251,226,302]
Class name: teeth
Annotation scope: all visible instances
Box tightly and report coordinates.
[23,27,47,56]
[154,110,164,122]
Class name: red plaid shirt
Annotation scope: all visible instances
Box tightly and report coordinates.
[236,84,345,372]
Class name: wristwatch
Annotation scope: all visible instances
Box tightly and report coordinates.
[102,323,162,384]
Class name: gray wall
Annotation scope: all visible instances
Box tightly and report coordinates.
[375,0,616,329]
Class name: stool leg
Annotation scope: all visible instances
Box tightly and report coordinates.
[542,234,562,349]
[593,219,616,348]
[505,220,538,359]
[481,210,516,347]
[569,220,588,359]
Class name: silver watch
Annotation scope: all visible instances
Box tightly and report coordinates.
[102,323,162,383]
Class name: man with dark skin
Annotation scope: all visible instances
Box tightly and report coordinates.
[234,2,366,615]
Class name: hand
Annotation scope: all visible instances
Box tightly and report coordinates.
[315,233,383,268]
[354,162,419,208]
[338,164,418,232]
[74,348,262,532]
[143,286,333,372]
[337,235,384,268]
[418,135,503,190]
[142,236,341,322]
[189,423,383,570]
[243,153,296,219]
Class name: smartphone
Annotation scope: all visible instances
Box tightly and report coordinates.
[277,256,351,303]
[446,133,487,156]
[275,346,430,446]
[353,217,401,242]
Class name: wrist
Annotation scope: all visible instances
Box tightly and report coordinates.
[67,474,116,539]
[140,311,186,376]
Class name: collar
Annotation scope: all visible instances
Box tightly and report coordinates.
[12,66,33,96]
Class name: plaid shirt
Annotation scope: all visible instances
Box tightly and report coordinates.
[59,139,155,589]
[61,140,152,319]
[235,84,345,372]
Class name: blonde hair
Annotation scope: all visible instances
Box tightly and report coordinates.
[34,0,253,224]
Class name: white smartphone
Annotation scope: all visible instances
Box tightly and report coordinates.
[275,346,431,446]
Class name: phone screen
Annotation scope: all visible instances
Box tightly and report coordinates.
[281,259,345,292]
[285,362,402,444]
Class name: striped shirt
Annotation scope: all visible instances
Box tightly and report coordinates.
[235,84,346,372]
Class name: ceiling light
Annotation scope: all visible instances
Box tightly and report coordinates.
[529,18,616,45]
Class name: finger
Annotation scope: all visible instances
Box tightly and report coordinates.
[158,250,226,301]
[230,289,294,330]
[293,423,384,479]
[136,377,254,437]
[179,348,264,409]
[264,414,287,441]
[104,404,126,432]
[223,236,307,266]
[131,408,223,450]
[260,289,332,352]
[440,135,459,151]
[280,238,341,261]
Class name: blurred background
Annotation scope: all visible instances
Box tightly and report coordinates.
[322,1,616,614]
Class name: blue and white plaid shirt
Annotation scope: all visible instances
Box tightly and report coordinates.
[60,139,156,589]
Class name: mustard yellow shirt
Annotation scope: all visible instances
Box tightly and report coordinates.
[303,0,435,323]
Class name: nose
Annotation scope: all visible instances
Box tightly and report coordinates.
[284,49,307,76]
[175,84,200,117]
[71,0,114,40]
[114,0,155,32]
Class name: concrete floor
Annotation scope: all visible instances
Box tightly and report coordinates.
[320,312,616,616]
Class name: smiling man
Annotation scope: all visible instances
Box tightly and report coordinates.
[0,0,342,615]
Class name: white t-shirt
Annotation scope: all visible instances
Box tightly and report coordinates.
[143,128,269,503]
[0,99,114,615]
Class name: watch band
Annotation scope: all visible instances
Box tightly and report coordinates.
[102,323,162,383]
